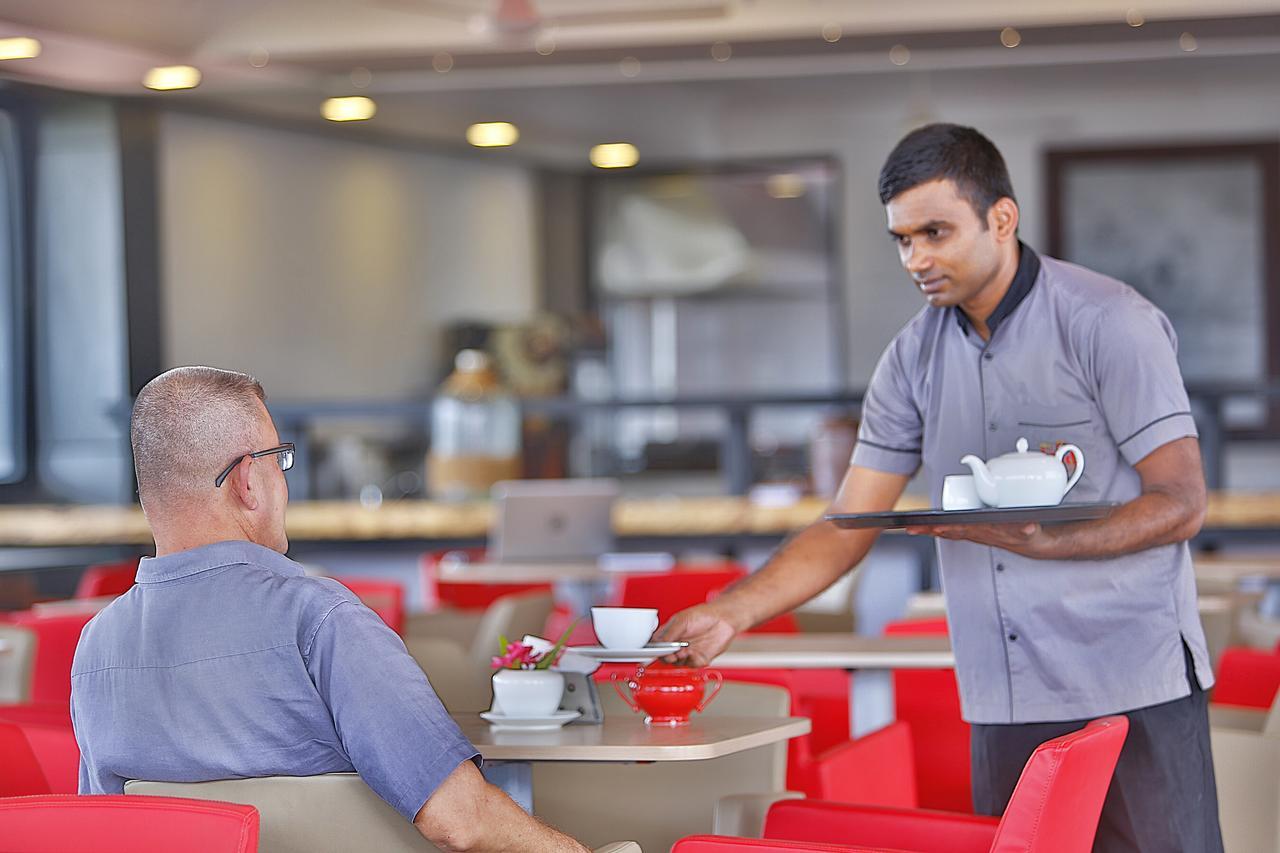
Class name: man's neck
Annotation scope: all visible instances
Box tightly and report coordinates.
[149,512,256,557]
[959,244,1021,342]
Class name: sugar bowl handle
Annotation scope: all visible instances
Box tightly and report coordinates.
[610,672,641,712]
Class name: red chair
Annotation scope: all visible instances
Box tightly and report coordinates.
[673,839,859,852]
[883,617,971,812]
[809,720,917,807]
[74,558,140,599]
[420,549,551,611]
[0,712,78,794]
[0,721,51,796]
[1211,646,1280,709]
[760,716,1129,853]
[619,565,747,625]
[0,611,96,705]
[0,795,259,852]
[330,577,406,636]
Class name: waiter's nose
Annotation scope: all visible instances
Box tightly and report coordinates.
[904,245,932,275]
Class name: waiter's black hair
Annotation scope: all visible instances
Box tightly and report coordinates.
[878,123,1016,222]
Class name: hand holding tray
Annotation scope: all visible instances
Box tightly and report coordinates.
[825,501,1118,530]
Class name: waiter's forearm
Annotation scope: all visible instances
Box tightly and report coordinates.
[710,521,879,630]
[1036,486,1206,560]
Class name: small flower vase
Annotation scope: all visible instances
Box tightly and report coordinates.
[491,669,564,717]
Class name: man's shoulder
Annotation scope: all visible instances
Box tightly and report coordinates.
[1039,255,1156,316]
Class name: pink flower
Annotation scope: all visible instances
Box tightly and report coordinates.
[491,642,537,670]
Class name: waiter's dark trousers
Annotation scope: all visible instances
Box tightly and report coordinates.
[970,644,1223,852]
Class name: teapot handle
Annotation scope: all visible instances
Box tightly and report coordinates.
[610,673,641,713]
[695,670,723,712]
[1056,444,1085,496]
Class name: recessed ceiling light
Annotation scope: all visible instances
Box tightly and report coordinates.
[821,23,842,44]
[466,122,519,147]
[248,47,270,68]
[144,66,201,91]
[433,52,454,73]
[889,44,911,66]
[590,143,639,169]
[619,56,641,78]
[0,37,41,61]
[1000,27,1021,48]
[711,41,732,62]
[535,34,556,56]
[322,96,376,122]
[350,67,372,89]
[1125,8,1145,27]
[1179,31,1198,52]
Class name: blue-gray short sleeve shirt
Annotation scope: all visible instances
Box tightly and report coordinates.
[852,251,1212,724]
[70,541,479,821]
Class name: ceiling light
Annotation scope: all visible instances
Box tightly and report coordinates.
[350,67,372,89]
[0,37,41,61]
[466,122,519,147]
[144,66,201,91]
[619,56,641,78]
[889,44,911,66]
[1179,32,1198,52]
[322,96,376,122]
[711,41,732,62]
[433,52,454,73]
[535,34,556,56]
[248,47,270,68]
[590,143,639,170]
[766,174,806,199]
[1000,28,1021,48]
[821,23,842,43]
[1125,8,1145,27]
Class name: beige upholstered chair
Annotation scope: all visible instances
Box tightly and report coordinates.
[1211,690,1280,853]
[126,773,639,853]
[403,635,493,712]
[0,623,36,703]
[404,590,555,668]
[532,681,794,853]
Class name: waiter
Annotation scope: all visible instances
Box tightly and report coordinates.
[661,123,1222,850]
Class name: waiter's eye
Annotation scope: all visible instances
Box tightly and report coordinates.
[926,227,946,240]
[893,234,911,247]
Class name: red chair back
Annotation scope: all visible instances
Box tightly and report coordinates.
[1212,647,1280,709]
[674,837,863,852]
[75,559,140,599]
[0,712,78,794]
[331,577,406,635]
[812,720,917,807]
[883,617,972,812]
[621,565,747,625]
[765,799,998,853]
[420,549,552,611]
[1,611,96,705]
[0,795,260,852]
[0,721,51,796]
[991,716,1128,852]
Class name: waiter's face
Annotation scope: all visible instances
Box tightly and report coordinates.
[886,178,1010,310]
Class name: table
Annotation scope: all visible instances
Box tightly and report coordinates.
[713,633,954,670]
[454,712,810,812]
[438,560,611,584]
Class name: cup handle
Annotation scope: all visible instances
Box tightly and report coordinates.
[1056,444,1085,496]
[611,673,641,712]
[695,670,723,712]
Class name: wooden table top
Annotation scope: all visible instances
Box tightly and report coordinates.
[0,491,1275,548]
[453,713,810,762]
[714,633,954,670]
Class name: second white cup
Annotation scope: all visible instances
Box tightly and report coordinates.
[942,474,984,511]
[591,606,659,650]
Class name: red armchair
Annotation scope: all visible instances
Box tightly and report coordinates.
[74,558,140,599]
[420,548,551,611]
[0,795,259,852]
[1211,645,1280,710]
[330,577,406,635]
[0,610,97,705]
[680,716,1129,853]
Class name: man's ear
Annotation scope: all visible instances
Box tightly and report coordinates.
[228,456,259,512]
[988,197,1019,242]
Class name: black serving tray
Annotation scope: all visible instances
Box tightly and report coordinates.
[825,501,1119,530]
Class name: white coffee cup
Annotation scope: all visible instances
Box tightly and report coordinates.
[942,474,983,511]
[591,607,659,650]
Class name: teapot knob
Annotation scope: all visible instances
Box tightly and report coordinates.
[1016,437,1029,453]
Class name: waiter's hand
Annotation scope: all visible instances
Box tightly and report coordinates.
[656,603,738,668]
[905,521,1055,558]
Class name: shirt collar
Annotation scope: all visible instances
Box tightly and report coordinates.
[136,540,304,583]
[955,241,1041,338]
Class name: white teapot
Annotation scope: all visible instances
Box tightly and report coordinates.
[959,438,1085,508]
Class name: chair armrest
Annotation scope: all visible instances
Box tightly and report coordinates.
[764,799,998,853]
[714,792,805,837]
[594,842,642,853]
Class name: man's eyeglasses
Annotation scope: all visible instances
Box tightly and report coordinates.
[214,443,295,488]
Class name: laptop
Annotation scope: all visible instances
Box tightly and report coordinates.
[488,478,619,563]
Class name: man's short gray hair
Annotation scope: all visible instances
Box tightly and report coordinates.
[131,367,267,509]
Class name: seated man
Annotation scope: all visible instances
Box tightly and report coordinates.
[71,366,587,853]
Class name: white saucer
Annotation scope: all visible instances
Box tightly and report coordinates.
[480,709,581,731]
[567,642,688,662]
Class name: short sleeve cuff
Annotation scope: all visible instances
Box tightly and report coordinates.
[851,440,921,476]
[1116,411,1198,466]
[398,745,483,823]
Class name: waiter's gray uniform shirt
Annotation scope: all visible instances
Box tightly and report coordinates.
[852,248,1213,724]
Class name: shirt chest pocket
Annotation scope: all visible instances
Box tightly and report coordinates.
[1013,403,1097,490]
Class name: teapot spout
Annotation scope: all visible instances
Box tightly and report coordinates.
[959,455,998,507]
